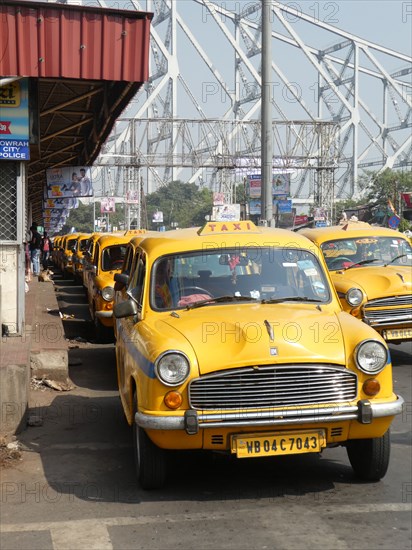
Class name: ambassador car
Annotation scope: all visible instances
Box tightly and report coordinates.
[86,233,129,342]
[300,222,412,343]
[113,220,403,489]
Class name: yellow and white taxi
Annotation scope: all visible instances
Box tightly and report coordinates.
[300,222,412,344]
[86,233,131,342]
[114,220,403,489]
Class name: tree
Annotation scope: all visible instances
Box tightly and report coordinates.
[145,181,213,229]
[358,168,412,209]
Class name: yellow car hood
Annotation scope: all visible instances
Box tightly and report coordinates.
[160,303,346,374]
[332,265,412,300]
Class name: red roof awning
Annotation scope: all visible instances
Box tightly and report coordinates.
[1,1,152,82]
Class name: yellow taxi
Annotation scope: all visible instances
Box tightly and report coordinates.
[113,230,157,340]
[300,222,412,344]
[82,232,109,289]
[113,220,403,489]
[87,233,131,342]
[60,233,81,278]
[72,233,91,283]
[51,236,62,265]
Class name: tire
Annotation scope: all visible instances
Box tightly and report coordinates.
[346,430,390,481]
[133,396,167,490]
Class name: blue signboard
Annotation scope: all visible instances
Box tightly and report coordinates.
[0,79,30,160]
[277,199,293,213]
[388,215,400,229]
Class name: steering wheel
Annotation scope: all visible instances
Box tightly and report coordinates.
[180,286,213,297]
[328,257,353,269]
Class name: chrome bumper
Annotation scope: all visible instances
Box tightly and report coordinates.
[135,396,404,435]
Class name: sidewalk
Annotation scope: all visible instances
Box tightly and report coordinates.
[0,274,69,437]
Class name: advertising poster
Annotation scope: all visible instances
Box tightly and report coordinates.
[212,204,241,221]
[46,166,93,198]
[43,208,69,219]
[101,197,116,213]
[126,190,139,204]
[43,198,79,210]
[247,173,290,197]
[213,192,225,206]
[152,211,164,223]
[0,79,30,160]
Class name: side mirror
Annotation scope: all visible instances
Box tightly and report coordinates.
[114,273,129,287]
[113,299,138,319]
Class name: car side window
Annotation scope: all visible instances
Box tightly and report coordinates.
[122,245,133,275]
[93,243,100,267]
[128,252,146,307]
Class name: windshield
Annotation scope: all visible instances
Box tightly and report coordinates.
[321,236,412,270]
[150,247,331,310]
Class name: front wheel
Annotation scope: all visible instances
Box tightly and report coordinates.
[133,399,167,489]
[346,430,390,481]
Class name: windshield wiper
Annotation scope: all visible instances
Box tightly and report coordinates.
[344,258,381,270]
[384,254,409,266]
[185,295,257,310]
[261,296,323,304]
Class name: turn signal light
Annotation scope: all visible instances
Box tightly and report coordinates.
[350,307,360,317]
[363,378,380,396]
[164,391,183,409]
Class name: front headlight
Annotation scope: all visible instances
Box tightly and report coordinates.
[355,340,388,374]
[155,351,190,386]
[346,287,363,306]
[101,286,115,301]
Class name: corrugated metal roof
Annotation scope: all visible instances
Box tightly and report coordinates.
[0,1,152,81]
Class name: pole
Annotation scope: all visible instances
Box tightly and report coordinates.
[92,197,95,232]
[261,0,273,226]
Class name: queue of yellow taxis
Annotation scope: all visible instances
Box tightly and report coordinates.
[86,232,135,342]
[300,222,412,344]
[113,220,404,489]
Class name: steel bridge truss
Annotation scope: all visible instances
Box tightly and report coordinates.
[93,0,411,211]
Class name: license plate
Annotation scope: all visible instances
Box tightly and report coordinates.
[383,328,412,341]
[232,430,326,458]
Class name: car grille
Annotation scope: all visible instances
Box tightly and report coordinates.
[363,295,412,326]
[189,364,357,410]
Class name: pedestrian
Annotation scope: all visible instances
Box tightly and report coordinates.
[41,232,53,269]
[23,237,31,282]
[29,223,42,276]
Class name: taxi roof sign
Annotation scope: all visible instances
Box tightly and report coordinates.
[124,229,147,236]
[198,220,260,236]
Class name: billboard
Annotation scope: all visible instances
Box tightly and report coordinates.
[247,173,290,197]
[212,204,241,221]
[101,197,116,213]
[46,166,93,198]
[0,79,30,160]
[43,198,79,209]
